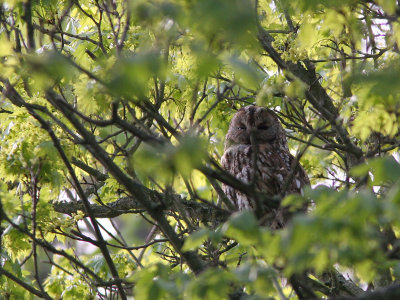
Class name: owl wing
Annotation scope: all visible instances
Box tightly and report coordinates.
[221,144,255,210]
[257,144,309,195]
[257,144,309,227]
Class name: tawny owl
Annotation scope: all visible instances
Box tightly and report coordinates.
[221,105,309,228]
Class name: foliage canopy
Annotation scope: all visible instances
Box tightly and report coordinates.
[1,0,400,299]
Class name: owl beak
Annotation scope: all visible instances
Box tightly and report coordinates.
[249,129,258,146]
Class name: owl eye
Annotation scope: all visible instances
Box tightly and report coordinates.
[257,124,269,130]
[237,124,246,130]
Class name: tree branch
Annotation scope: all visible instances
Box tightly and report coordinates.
[52,195,230,222]
[332,284,400,300]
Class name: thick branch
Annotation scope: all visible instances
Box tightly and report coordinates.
[52,195,231,223]
[332,284,400,300]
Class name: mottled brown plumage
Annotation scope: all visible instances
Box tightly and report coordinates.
[221,106,309,228]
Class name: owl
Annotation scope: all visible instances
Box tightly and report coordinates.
[221,106,309,228]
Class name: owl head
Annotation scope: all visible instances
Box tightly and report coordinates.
[225,106,287,149]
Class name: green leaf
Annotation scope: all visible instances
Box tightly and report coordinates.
[376,0,397,14]
[28,51,76,86]
[234,263,276,296]
[351,156,400,185]
[281,189,309,211]
[228,56,265,90]
[133,264,172,300]
[87,255,109,278]
[36,141,58,161]
[108,51,166,99]
[133,134,208,182]
[352,62,400,103]
[186,0,256,46]
[3,227,31,261]
[222,211,261,245]
[185,268,233,300]
[192,44,221,77]
[182,228,211,251]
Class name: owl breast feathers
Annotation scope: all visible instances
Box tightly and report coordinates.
[221,106,309,227]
